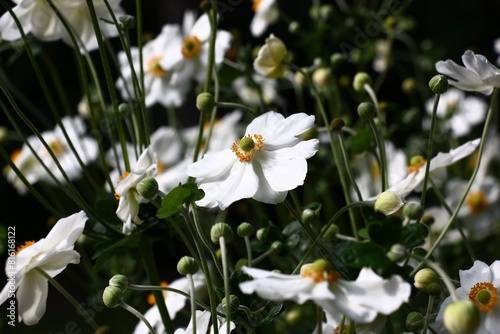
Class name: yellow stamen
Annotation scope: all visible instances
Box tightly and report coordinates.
[300,259,340,283]
[407,155,427,174]
[252,0,263,11]
[335,325,349,334]
[182,36,201,59]
[469,282,497,312]
[231,134,264,162]
[147,281,168,305]
[147,56,167,77]
[15,240,35,255]
[10,149,21,163]
[466,191,488,213]
[46,139,65,156]
[114,171,130,200]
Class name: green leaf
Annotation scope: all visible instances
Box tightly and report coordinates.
[401,223,429,248]
[342,241,400,278]
[156,183,204,219]
[349,127,376,154]
[367,217,402,248]
[91,234,140,273]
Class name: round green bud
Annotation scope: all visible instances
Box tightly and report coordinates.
[103,286,122,308]
[136,177,159,199]
[425,282,442,296]
[312,68,333,89]
[94,326,113,334]
[271,241,284,255]
[443,300,480,334]
[199,0,212,12]
[374,191,405,216]
[403,202,424,220]
[319,4,334,20]
[301,208,316,224]
[108,274,128,292]
[288,21,300,34]
[313,57,325,68]
[421,215,435,226]
[353,72,372,93]
[406,312,424,332]
[211,222,234,244]
[402,78,417,95]
[221,295,240,315]
[285,308,302,326]
[322,224,339,242]
[429,74,449,94]
[237,222,254,237]
[196,92,215,113]
[177,256,199,275]
[256,228,265,241]
[330,118,345,132]
[330,53,345,70]
[119,15,136,30]
[235,258,248,271]
[386,243,406,262]
[414,268,439,291]
[357,102,376,119]
[118,103,129,116]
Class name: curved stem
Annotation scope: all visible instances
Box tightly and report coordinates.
[119,301,157,334]
[368,117,388,191]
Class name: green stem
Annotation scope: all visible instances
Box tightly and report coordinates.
[336,131,363,201]
[186,274,197,334]
[252,248,274,265]
[216,102,259,117]
[127,284,211,311]
[363,83,385,131]
[119,301,157,334]
[367,117,388,191]
[244,236,253,267]
[423,295,435,334]
[219,237,231,334]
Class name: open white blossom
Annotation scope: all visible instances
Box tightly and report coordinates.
[0,211,86,325]
[114,146,158,234]
[435,260,500,334]
[173,310,235,334]
[313,313,386,334]
[187,111,319,210]
[239,261,411,324]
[232,75,283,106]
[250,0,279,37]
[435,50,500,95]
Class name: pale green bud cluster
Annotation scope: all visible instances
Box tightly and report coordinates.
[211,222,234,243]
[177,256,199,275]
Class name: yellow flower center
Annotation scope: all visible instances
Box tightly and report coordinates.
[469,282,497,312]
[335,325,349,334]
[407,155,427,174]
[231,134,264,162]
[147,56,167,77]
[15,240,35,255]
[114,171,130,200]
[300,259,340,283]
[46,139,65,156]
[252,0,263,11]
[147,281,168,305]
[10,149,21,163]
[466,191,488,213]
[182,36,201,59]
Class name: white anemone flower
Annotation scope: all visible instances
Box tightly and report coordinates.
[232,75,283,106]
[250,0,279,37]
[424,88,487,138]
[116,24,191,107]
[387,139,480,198]
[253,34,288,79]
[173,310,235,334]
[313,313,386,334]
[114,146,158,234]
[160,11,232,84]
[239,260,411,324]
[133,273,206,334]
[0,211,87,325]
[187,111,319,210]
[435,260,500,334]
[435,50,500,95]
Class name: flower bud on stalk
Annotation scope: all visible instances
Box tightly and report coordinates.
[196,92,215,114]
[109,274,128,292]
[374,191,405,216]
[211,222,234,243]
[177,256,199,276]
[429,74,449,94]
[353,72,372,93]
[103,286,123,308]
[237,222,254,237]
[136,177,159,200]
[443,300,480,334]
[414,268,439,291]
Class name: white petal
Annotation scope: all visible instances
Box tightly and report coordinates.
[37,250,80,277]
[459,260,492,295]
[41,211,86,252]
[17,272,48,325]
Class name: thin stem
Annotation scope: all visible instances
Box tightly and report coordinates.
[363,83,385,132]
[127,284,211,311]
[187,274,197,334]
[216,102,259,117]
[367,117,388,191]
[336,131,363,201]
[244,236,253,267]
[119,301,157,334]
[219,237,231,334]
[252,248,274,265]
[423,295,435,334]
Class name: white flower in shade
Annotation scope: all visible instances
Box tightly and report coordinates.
[173,310,235,334]
[435,50,500,95]
[0,211,86,325]
[133,273,206,334]
[421,206,463,250]
[373,39,390,73]
[116,24,191,107]
[187,111,319,210]
[424,88,487,138]
[0,0,125,53]
[5,116,98,195]
[160,11,232,84]
[387,139,480,198]
[114,146,158,234]
[239,260,411,324]
[313,313,386,334]
[253,34,288,79]
[250,0,279,37]
[232,75,283,106]
[435,260,500,334]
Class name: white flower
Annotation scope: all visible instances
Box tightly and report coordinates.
[373,39,390,73]
[114,146,158,234]
[253,34,288,79]
[173,310,235,334]
[250,0,279,37]
[116,24,191,107]
[133,273,206,334]
[160,11,232,84]
[435,50,500,95]
[0,211,86,325]
[232,75,283,106]
[5,116,98,195]
[424,88,487,138]
[387,139,480,198]
[187,111,319,210]
[239,261,411,324]
[313,313,386,334]
[435,260,500,334]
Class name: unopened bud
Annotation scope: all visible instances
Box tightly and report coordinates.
[211,222,234,243]
[237,222,254,237]
[330,118,345,132]
[374,191,405,216]
[386,244,406,262]
[403,202,424,220]
[109,274,128,292]
[426,282,442,296]
[323,224,339,242]
[119,15,136,30]
[200,0,212,12]
[353,72,372,93]
[271,241,284,255]
[136,177,159,199]
[196,92,215,113]
[118,103,129,116]
[414,268,439,291]
[221,295,240,314]
[421,215,435,226]
[103,286,122,308]
[177,256,199,275]
[288,21,300,34]
[443,300,480,334]
[301,208,316,223]
[406,312,424,332]
[330,53,345,70]
[402,78,417,95]
[357,102,376,119]
[235,258,248,271]
[312,68,333,89]
[429,74,449,94]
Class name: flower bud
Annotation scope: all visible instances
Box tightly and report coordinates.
[330,53,345,70]
[301,208,316,224]
[271,241,284,255]
[414,268,439,291]
[357,102,376,119]
[235,258,248,271]
[406,312,424,332]
[443,300,480,334]
[136,177,159,199]
[403,202,424,220]
[109,274,128,292]
[421,215,435,226]
[386,243,406,262]
[94,326,113,334]
[253,35,288,79]
[294,69,309,87]
[288,21,300,34]
[322,224,339,242]
[312,68,333,89]
[118,103,129,116]
[429,74,448,94]
[119,15,136,30]
[285,308,302,326]
[177,256,199,275]
[237,222,254,237]
[196,92,215,113]
[103,286,122,308]
[221,295,240,314]
[199,0,212,12]
[256,228,265,241]
[353,72,372,93]
[211,222,234,244]
[374,191,405,216]
[425,282,442,296]
[319,4,334,20]
[330,118,345,132]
